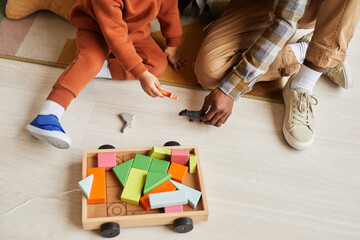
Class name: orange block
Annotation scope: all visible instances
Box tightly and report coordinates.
[167,162,188,183]
[87,167,106,204]
[140,180,176,211]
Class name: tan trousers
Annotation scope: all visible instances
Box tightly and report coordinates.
[194,0,360,90]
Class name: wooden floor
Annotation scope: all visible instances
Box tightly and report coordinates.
[1,28,360,239]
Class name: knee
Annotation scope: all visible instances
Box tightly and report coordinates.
[76,50,106,75]
[149,54,168,77]
[194,50,221,90]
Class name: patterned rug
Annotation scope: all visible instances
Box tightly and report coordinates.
[0,2,283,103]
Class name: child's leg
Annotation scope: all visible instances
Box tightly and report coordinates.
[47,29,110,109]
[26,29,109,149]
[107,36,168,79]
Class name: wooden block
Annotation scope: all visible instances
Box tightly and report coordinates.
[189,154,197,173]
[164,205,184,213]
[149,158,170,173]
[148,146,171,160]
[171,149,189,165]
[97,152,116,171]
[167,162,188,183]
[112,159,134,187]
[170,180,202,209]
[149,190,188,209]
[87,168,106,204]
[143,172,172,195]
[121,168,148,205]
[78,174,94,199]
[132,154,152,171]
[139,180,176,211]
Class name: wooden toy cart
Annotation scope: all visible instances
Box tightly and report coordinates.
[81,143,209,237]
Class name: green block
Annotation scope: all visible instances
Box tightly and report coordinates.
[189,154,197,174]
[149,158,170,173]
[148,146,171,160]
[112,159,134,187]
[143,172,172,195]
[121,168,148,205]
[132,154,152,171]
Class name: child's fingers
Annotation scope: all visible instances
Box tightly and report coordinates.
[177,56,188,65]
[153,84,164,97]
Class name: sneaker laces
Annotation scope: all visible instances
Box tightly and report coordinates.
[323,67,342,81]
[292,92,318,129]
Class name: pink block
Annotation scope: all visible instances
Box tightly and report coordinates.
[171,149,189,165]
[98,152,116,171]
[164,205,184,213]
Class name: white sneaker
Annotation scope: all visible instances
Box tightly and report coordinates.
[282,76,318,150]
[323,61,353,89]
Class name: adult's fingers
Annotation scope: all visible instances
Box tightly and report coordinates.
[215,115,228,127]
[200,98,210,114]
[207,112,223,126]
[201,105,217,122]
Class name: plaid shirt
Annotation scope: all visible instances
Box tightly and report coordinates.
[218,0,309,101]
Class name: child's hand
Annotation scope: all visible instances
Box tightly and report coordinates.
[164,46,187,72]
[138,71,164,98]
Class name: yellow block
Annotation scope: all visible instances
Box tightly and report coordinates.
[121,168,148,205]
[189,154,197,174]
[148,146,171,160]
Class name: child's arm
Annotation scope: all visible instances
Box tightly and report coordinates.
[157,0,183,48]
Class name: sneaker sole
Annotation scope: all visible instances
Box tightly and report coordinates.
[25,124,71,149]
[342,61,353,89]
[282,124,314,150]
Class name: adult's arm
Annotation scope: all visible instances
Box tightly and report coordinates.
[218,0,309,101]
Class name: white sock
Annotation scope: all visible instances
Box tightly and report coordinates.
[39,100,65,119]
[95,60,112,79]
[289,41,308,64]
[290,64,322,92]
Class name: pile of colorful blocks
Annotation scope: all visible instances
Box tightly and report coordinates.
[78,146,201,213]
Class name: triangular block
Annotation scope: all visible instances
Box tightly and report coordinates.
[78,174,94,199]
[143,172,172,195]
[112,159,134,187]
[170,180,202,209]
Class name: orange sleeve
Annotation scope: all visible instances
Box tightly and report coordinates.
[157,0,183,47]
[92,0,147,78]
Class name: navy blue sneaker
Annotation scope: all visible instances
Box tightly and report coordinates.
[25,114,72,149]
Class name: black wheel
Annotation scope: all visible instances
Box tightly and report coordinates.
[98,144,116,150]
[173,217,193,233]
[163,141,181,147]
[100,222,120,238]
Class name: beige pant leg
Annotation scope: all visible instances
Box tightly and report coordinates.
[306,0,360,68]
[194,0,274,89]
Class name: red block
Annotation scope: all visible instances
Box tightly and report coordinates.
[171,149,189,165]
[164,205,184,213]
[98,152,116,171]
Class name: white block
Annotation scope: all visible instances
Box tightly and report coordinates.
[149,190,188,209]
[170,180,202,209]
[78,174,94,199]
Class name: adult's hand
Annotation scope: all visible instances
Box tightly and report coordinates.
[200,88,234,127]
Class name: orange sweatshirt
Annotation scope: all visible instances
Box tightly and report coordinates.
[69,0,182,78]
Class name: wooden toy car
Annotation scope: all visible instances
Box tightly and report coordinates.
[81,142,209,237]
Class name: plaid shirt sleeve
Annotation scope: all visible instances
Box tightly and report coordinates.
[218,0,309,101]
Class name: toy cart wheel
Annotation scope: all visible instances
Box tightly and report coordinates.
[163,141,181,147]
[173,217,193,233]
[98,144,116,150]
[100,222,120,238]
